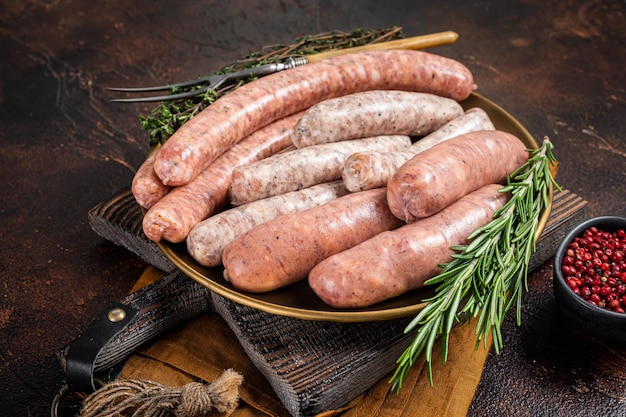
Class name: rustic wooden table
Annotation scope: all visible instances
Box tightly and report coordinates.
[1,1,624,416]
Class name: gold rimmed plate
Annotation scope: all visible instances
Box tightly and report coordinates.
[156,92,552,322]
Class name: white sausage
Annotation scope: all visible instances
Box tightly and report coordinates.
[187,181,349,267]
[291,91,464,148]
[229,135,411,205]
[341,107,495,191]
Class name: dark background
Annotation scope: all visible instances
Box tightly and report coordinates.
[1,1,624,416]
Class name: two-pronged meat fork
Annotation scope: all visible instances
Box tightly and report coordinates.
[108,30,459,103]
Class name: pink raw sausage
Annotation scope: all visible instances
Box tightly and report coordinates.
[222,188,405,293]
[341,107,495,192]
[153,50,476,186]
[309,184,510,308]
[387,130,528,222]
[141,113,300,243]
[131,148,171,209]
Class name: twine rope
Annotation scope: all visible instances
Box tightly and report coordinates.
[79,369,244,417]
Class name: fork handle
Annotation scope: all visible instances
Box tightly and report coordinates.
[307,30,459,63]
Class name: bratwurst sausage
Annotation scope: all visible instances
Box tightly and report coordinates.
[131,148,171,209]
[152,50,476,186]
[290,91,464,148]
[141,113,300,243]
[187,181,349,267]
[387,130,528,222]
[309,184,509,308]
[221,188,405,293]
[341,107,495,192]
[228,135,411,205]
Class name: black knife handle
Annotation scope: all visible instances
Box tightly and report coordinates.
[63,269,212,392]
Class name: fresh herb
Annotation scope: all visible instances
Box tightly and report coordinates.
[139,27,404,147]
[390,137,561,391]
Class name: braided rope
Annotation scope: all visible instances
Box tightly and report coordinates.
[79,369,243,417]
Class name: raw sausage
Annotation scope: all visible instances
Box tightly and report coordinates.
[341,107,495,191]
[309,184,509,308]
[154,51,475,186]
[152,50,476,186]
[131,148,171,209]
[387,130,528,222]
[222,188,405,293]
[291,91,464,148]
[229,135,411,205]
[141,113,300,243]
[187,181,349,267]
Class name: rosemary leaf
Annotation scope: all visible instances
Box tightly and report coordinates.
[390,137,561,391]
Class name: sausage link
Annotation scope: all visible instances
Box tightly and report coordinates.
[291,91,464,148]
[187,181,349,267]
[153,50,476,186]
[131,148,171,209]
[387,130,528,222]
[229,135,411,205]
[309,184,509,308]
[222,188,405,293]
[141,113,300,243]
[341,107,496,191]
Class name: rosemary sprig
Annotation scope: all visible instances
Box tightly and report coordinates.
[139,27,404,146]
[390,137,561,391]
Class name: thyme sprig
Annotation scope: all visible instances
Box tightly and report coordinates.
[390,137,561,391]
[139,27,404,146]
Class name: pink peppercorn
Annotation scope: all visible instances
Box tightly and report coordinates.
[561,226,626,313]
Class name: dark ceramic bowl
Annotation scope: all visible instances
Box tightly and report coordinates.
[553,216,626,343]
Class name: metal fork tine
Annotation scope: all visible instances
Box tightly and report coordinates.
[107,74,218,93]
[109,85,213,103]
[108,59,305,102]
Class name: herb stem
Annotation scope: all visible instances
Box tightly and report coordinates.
[390,137,560,391]
[138,27,404,147]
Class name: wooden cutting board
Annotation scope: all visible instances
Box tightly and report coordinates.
[85,187,589,416]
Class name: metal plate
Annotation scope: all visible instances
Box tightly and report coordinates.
[157,92,551,322]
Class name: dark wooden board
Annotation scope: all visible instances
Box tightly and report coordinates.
[85,187,590,416]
